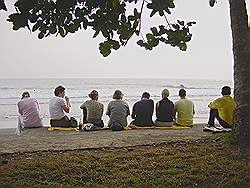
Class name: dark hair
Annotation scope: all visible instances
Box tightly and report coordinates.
[21,91,30,99]
[113,90,123,99]
[141,92,150,99]
[89,90,98,99]
[54,85,65,96]
[179,89,186,97]
[221,86,231,95]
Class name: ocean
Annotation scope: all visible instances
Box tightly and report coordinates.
[0,78,233,128]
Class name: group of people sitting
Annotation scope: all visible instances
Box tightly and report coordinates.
[17,85,234,132]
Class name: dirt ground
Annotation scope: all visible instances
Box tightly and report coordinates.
[0,124,212,154]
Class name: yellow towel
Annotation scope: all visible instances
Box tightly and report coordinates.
[48,127,79,131]
[127,124,190,129]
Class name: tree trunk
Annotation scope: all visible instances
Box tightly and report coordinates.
[230,0,250,147]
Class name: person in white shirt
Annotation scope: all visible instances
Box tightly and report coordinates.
[49,85,73,127]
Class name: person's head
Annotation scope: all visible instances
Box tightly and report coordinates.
[21,91,30,99]
[54,85,65,97]
[221,86,231,96]
[179,89,186,98]
[141,92,150,99]
[113,90,123,100]
[89,90,99,100]
[161,89,170,99]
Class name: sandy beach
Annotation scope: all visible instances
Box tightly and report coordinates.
[0,124,212,154]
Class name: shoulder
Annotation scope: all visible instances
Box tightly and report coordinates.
[213,97,224,103]
[168,99,174,104]
[187,99,194,104]
[174,99,181,105]
[123,100,129,105]
[30,98,38,102]
[17,99,23,106]
[107,100,115,106]
[148,99,154,103]
[95,101,104,107]
[97,101,104,106]
[51,96,64,103]
[83,100,91,104]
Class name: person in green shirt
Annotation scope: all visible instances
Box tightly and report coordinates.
[206,86,234,129]
[174,89,195,127]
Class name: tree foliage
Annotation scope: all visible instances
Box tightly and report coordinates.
[1,0,195,57]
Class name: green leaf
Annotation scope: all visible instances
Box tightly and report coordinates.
[183,35,192,42]
[150,27,158,36]
[187,21,196,26]
[177,20,184,26]
[128,15,135,21]
[93,30,100,38]
[149,9,157,17]
[59,27,65,37]
[0,0,7,11]
[49,24,57,34]
[99,41,111,57]
[121,14,126,22]
[29,14,38,23]
[75,7,82,18]
[39,23,46,33]
[133,8,140,18]
[172,24,180,30]
[8,13,29,30]
[65,23,76,33]
[146,33,154,41]
[81,17,88,30]
[137,40,144,47]
[14,0,37,12]
[113,0,120,7]
[178,42,187,51]
[32,20,42,32]
[38,32,44,39]
[167,0,175,8]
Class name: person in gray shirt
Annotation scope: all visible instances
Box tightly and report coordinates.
[106,90,130,130]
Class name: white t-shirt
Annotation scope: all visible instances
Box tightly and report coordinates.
[49,96,66,120]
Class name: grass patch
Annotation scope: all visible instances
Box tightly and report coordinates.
[0,140,249,188]
[212,132,238,145]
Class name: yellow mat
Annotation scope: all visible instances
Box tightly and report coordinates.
[47,124,190,131]
[48,127,79,131]
[127,124,191,129]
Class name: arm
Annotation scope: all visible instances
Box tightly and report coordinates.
[126,103,130,116]
[150,99,154,116]
[17,102,23,115]
[131,104,136,119]
[156,102,160,119]
[80,102,85,109]
[173,109,177,120]
[173,103,177,120]
[106,102,111,117]
[208,98,221,109]
[35,99,40,110]
[82,106,87,123]
[101,104,104,116]
[62,96,70,113]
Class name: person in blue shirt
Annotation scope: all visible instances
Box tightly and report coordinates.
[131,92,154,127]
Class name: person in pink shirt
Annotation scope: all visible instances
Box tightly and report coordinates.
[17,91,43,129]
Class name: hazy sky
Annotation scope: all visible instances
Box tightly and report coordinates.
[0,0,249,80]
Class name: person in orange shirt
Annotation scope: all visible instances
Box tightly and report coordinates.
[206,86,234,129]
